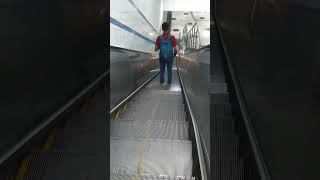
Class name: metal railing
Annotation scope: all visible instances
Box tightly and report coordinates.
[181,23,202,52]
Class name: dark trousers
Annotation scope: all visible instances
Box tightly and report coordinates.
[159,59,173,84]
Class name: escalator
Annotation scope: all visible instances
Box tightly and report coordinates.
[210,23,269,180]
[13,87,108,179]
[110,69,196,179]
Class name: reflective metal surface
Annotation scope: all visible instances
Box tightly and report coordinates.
[110,47,159,109]
[177,47,210,174]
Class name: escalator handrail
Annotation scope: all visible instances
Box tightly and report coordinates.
[177,70,208,180]
[214,21,271,180]
[182,45,210,55]
[110,71,160,114]
[0,69,109,170]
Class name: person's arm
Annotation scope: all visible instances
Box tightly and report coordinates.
[173,46,177,55]
[171,36,178,56]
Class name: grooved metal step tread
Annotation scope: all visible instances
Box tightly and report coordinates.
[110,138,192,178]
[211,93,230,104]
[128,101,184,107]
[70,112,107,129]
[212,135,240,159]
[111,171,196,180]
[119,110,186,122]
[138,89,182,95]
[126,103,185,112]
[52,129,107,153]
[211,158,245,180]
[213,103,233,117]
[111,119,189,140]
[24,151,107,180]
[212,117,236,134]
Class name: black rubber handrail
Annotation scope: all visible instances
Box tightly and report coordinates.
[110,71,159,114]
[183,45,210,55]
[111,46,154,54]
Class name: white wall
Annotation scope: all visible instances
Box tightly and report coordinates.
[110,0,163,53]
[163,0,210,12]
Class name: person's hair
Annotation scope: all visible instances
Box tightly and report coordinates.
[162,22,170,31]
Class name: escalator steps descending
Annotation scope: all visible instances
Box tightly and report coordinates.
[22,89,107,179]
[52,129,106,154]
[111,119,189,140]
[110,71,194,179]
[24,151,107,180]
[110,138,192,178]
[111,172,196,180]
[119,109,186,121]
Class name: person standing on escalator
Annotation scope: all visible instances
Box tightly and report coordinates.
[155,22,177,84]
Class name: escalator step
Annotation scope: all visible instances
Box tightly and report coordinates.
[138,89,182,96]
[209,83,228,94]
[24,151,106,180]
[119,110,186,122]
[213,103,233,117]
[52,129,106,154]
[211,93,229,104]
[212,135,240,159]
[70,112,107,130]
[128,101,184,108]
[211,74,226,83]
[212,117,236,134]
[126,103,185,112]
[212,158,245,180]
[132,95,183,102]
[111,119,189,140]
[110,138,192,178]
[110,171,196,180]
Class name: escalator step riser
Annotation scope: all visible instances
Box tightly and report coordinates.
[119,110,186,122]
[126,105,185,112]
[212,135,240,158]
[110,173,196,180]
[111,120,189,140]
[212,117,236,134]
[209,83,228,94]
[52,130,107,153]
[24,151,106,180]
[211,93,230,104]
[213,103,233,117]
[110,138,193,178]
[212,158,247,180]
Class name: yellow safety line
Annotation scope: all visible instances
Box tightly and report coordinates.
[124,102,128,110]
[115,110,121,120]
[63,117,73,128]
[15,154,32,180]
[80,101,89,112]
[42,129,57,152]
[134,100,159,179]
